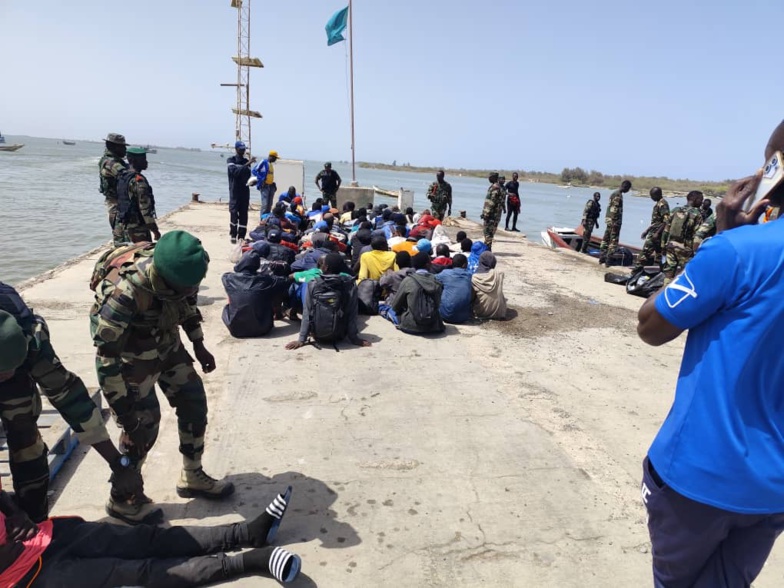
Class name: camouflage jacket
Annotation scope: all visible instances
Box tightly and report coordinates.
[90,246,203,417]
[606,190,623,225]
[482,184,505,221]
[99,150,128,201]
[662,205,703,250]
[650,198,671,230]
[0,283,109,445]
[427,180,452,209]
[693,212,716,249]
[124,173,158,229]
[582,199,601,226]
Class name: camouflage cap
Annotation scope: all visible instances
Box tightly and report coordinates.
[105,133,127,145]
[0,310,27,372]
[126,147,147,156]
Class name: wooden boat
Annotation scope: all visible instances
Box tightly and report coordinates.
[62,140,76,146]
[0,144,24,152]
[541,225,640,266]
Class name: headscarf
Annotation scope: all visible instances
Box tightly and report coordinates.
[467,241,490,274]
[415,239,432,255]
[475,251,497,274]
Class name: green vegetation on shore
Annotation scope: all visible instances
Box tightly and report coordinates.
[359,162,731,198]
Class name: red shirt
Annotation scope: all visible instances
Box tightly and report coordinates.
[0,512,52,588]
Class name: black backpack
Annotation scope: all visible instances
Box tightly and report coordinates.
[357,279,380,315]
[309,275,351,343]
[0,281,35,332]
[409,274,438,326]
[626,267,665,298]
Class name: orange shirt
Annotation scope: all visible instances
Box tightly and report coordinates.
[392,240,417,255]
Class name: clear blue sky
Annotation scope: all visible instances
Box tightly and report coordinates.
[0,0,780,180]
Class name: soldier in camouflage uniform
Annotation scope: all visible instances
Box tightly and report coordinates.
[481,172,506,250]
[98,132,129,246]
[580,192,601,252]
[661,190,704,281]
[694,211,716,250]
[0,283,141,522]
[598,180,632,266]
[91,231,234,525]
[632,187,670,272]
[116,147,161,244]
[426,170,453,221]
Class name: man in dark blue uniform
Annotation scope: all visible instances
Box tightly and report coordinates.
[227,141,255,244]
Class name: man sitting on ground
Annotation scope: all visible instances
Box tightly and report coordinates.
[431,244,454,271]
[387,224,408,249]
[449,231,468,254]
[0,485,302,586]
[380,251,414,303]
[358,235,398,282]
[389,252,445,334]
[459,238,473,256]
[286,253,371,350]
[472,251,507,320]
[435,254,473,324]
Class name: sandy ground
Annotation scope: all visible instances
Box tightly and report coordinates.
[16,202,784,587]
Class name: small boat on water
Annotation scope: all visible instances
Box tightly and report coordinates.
[62,140,76,146]
[0,144,24,152]
[541,225,640,266]
[144,145,157,154]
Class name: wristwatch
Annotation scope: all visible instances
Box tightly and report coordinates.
[112,455,132,472]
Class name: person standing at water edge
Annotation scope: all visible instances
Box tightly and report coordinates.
[98,132,129,246]
[580,192,601,252]
[661,190,703,282]
[635,125,784,586]
[598,180,631,266]
[91,231,234,524]
[227,141,254,244]
[116,147,160,243]
[426,170,452,221]
[315,162,342,208]
[632,187,670,272]
[481,173,505,250]
[252,150,279,216]
[504,172,521,231]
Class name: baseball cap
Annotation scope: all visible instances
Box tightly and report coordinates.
[269,150,279,158]
[235,141,246,149]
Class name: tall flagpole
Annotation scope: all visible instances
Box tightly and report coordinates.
[349,0,357,184]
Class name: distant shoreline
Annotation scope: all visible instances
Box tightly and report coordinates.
[359,162,730,198]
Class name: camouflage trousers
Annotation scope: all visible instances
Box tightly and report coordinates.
[581,223,595,253]
[106,198,126,246]
[116,223,152,245]
[431,205,447,222]
[635,232,663,269]
[0,319,105,522]
[663,245,695,282]
[483,219,499,250]
[599,223,621,260]
[103,341,208,496]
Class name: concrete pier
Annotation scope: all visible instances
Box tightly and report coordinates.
[16,202,784,586]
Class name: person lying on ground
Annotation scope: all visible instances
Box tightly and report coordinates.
[286,253,371,350]
[431,244,454,271]
[387,252,445,334]
[472,251,507,320]
[358,235,398,282]
[0,485,302,587]
[435,254,473,324]
[380,251,414,303]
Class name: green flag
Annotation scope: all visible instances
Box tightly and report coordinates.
[326,6,349,46]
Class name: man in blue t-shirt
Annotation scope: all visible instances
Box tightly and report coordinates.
[636,121,784,588]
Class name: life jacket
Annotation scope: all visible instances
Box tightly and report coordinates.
[116,170,155,225]
[0,281,35,333]
[89,242,152,291]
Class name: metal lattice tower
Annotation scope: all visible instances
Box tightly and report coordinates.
[225,0,262,153]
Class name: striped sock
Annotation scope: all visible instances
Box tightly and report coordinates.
[247,486,292,547]
[242,546,302,583]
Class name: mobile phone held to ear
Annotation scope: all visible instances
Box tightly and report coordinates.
[747,151,784,211]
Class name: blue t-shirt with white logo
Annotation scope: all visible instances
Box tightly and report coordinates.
[650,220,784,514]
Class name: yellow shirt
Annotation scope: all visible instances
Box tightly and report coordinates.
[265,162,275,185]
[358,250,397,282]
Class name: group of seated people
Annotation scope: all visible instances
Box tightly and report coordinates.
[222,197,508,349]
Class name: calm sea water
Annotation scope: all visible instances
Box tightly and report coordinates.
[0,135,686,284]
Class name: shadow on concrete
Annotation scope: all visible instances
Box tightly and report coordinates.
[505,307,519,321]
[155,471,361,551]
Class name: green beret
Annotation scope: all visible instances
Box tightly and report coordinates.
[153,231,209,288]
[0,310,28,372]
[126,146,147,156]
